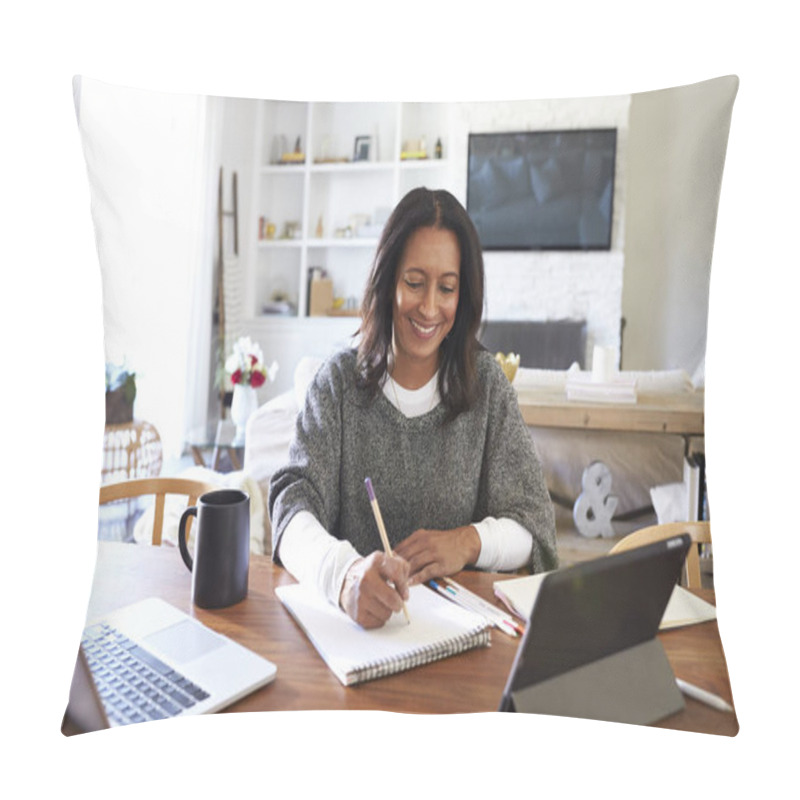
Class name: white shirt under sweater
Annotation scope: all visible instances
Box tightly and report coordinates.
[278,372,534,607]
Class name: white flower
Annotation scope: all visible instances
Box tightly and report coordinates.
[226,336,277,386]
[234,336,263,364]
[225,352,242,374]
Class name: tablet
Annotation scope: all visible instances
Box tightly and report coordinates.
[499,534,691,725]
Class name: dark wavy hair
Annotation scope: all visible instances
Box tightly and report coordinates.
[356,187,485,420]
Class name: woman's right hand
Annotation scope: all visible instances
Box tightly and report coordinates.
[339,552,410,628]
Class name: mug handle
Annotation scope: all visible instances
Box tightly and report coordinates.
[178,506,197,572]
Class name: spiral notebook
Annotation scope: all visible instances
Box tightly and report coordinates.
[275,582,491,686]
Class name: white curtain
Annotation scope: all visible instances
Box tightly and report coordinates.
[75,77,215,463]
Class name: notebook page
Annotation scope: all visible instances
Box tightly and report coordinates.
[276,582,490,685]
[493,573,717,630]
[660,585,717,629]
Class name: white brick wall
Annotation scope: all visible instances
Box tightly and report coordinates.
[484,251,624,365]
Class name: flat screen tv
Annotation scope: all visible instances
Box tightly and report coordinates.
[467,128,617,251]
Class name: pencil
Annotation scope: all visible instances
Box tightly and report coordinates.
[364,477,410,623]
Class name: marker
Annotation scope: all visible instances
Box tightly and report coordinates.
[675,678,734,713]
[429,580,521,638]
[364,477,410,623]
[442,577,524,635]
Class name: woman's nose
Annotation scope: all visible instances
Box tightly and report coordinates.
[419,285,437,317]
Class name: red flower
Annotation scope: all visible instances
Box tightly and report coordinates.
[231,369,242,385]
[250,354,259,367]
[250,370,266,388]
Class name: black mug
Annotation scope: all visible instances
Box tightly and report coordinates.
[178,489,250,609]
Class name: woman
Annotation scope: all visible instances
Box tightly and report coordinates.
[268,187,557,628]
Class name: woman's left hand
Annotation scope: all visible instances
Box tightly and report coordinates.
[394,526,481,585]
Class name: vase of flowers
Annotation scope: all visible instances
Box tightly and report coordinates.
[225,337,278,444]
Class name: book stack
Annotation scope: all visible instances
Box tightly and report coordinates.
[565,371,638,403]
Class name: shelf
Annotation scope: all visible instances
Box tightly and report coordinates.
[260,163,306,175]
[307,238,379,248]
[258,237,378,249]
[258,239,303,248]
[252,98,455,321]
[260,159,447,176]
[310,161,395,174]
[399,157,449,167]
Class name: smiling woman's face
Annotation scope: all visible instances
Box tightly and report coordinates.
[391,225,461,388]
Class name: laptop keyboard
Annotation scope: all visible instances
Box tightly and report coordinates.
[82,622,210,726]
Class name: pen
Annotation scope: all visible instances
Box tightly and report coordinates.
[442,576,524,634]
[364,477,410,623]
[675,678,734,713]
[430,579,522,637]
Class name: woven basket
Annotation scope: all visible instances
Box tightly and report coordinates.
[101,420,163,484]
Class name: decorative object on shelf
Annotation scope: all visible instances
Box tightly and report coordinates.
[573,461,618,539]
[401,138,428,160]
[435,137,443,159]
[271,134,287,163]
[262,290,294,316]
[105,362,137,424]
[353,135,372,162]
[318,135,332,161]
[278,152,305,164]
[225,336,278,444]
[276,136,305,164]
[282,221,301,239]
[315,214,324,238]
[349,213,371,237]
[258,216,275,240]
[494,352,520,383]
[308,272,334,317]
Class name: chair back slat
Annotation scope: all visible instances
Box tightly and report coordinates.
[99,478,217,546]
[609,521,711,590]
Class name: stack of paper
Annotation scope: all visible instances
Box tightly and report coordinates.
[493,572,716,630]
[565,371,638,403]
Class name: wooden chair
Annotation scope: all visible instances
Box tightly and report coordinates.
[99,477,217,546]
[608,521,711,589]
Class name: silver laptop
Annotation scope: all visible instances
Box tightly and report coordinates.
[62,597,277,734]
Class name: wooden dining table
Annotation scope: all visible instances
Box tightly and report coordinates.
[82,541,737,735]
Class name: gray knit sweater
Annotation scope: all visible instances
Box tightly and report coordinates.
[268,348,557,574]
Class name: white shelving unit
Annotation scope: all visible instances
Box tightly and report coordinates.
[249,100,456,321]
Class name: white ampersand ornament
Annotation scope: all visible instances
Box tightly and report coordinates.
[573,461,618,538]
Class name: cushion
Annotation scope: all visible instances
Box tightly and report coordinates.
[71,74,738,734]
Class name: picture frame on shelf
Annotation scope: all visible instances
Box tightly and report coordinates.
[353,135,372,162]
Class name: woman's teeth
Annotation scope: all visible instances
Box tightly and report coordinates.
[410,319,436,335]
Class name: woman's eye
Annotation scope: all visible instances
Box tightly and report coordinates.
[439,285,456,294]
[405,280,423,290]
